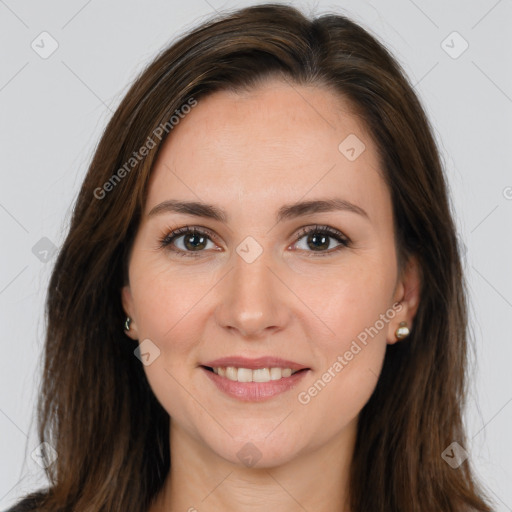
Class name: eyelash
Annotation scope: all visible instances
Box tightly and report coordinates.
[157,224,351,258]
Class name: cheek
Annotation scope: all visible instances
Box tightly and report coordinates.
[292,250,397,346]
[294,255,395,418]
[296,303,390,438]
[129,252,217,345]
[129,262,214,430]
[297,340,386,441]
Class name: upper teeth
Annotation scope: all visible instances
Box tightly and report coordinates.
[212,366,299,382]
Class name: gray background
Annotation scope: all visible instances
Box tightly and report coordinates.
[0,0,511,509]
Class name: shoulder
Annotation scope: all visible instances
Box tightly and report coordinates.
[3,490,49,512]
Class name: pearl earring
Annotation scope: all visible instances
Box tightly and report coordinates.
[124,316,131,331]
[395,321,410,340]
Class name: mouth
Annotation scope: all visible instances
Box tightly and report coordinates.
[199,364,311,402]
[200,365,309,383]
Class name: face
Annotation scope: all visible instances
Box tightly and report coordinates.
[122,79,420,468]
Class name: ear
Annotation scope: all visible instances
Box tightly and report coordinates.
[386,255,422,345]
[121,284,139,340]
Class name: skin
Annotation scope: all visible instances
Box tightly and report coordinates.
[122,78,421,512]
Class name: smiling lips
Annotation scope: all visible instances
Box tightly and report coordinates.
[209,366,301,382]
[200,356,310,401]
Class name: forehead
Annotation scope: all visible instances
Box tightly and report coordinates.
[145,80,389,226]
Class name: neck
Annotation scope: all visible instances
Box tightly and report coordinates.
[150,418,356,512]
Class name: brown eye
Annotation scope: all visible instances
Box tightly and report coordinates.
[293,225,350,256]
[159,226,217,257]
[179,232,208,251]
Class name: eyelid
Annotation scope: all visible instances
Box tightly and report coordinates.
[290,225,350,257]
[293,224,350,244]
[157,223,351,257]
[157,224,220,251]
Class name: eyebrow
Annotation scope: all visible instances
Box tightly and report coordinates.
[147,198,369,223]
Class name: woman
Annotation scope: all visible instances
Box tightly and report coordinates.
[6,3,494,511]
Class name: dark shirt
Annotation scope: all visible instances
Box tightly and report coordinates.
[3,491,47,512]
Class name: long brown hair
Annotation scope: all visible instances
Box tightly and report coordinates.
[10,3,493,511]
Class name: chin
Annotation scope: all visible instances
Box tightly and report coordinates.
[211,434,304,470]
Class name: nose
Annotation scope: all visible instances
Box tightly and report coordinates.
[214,249,291,339]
